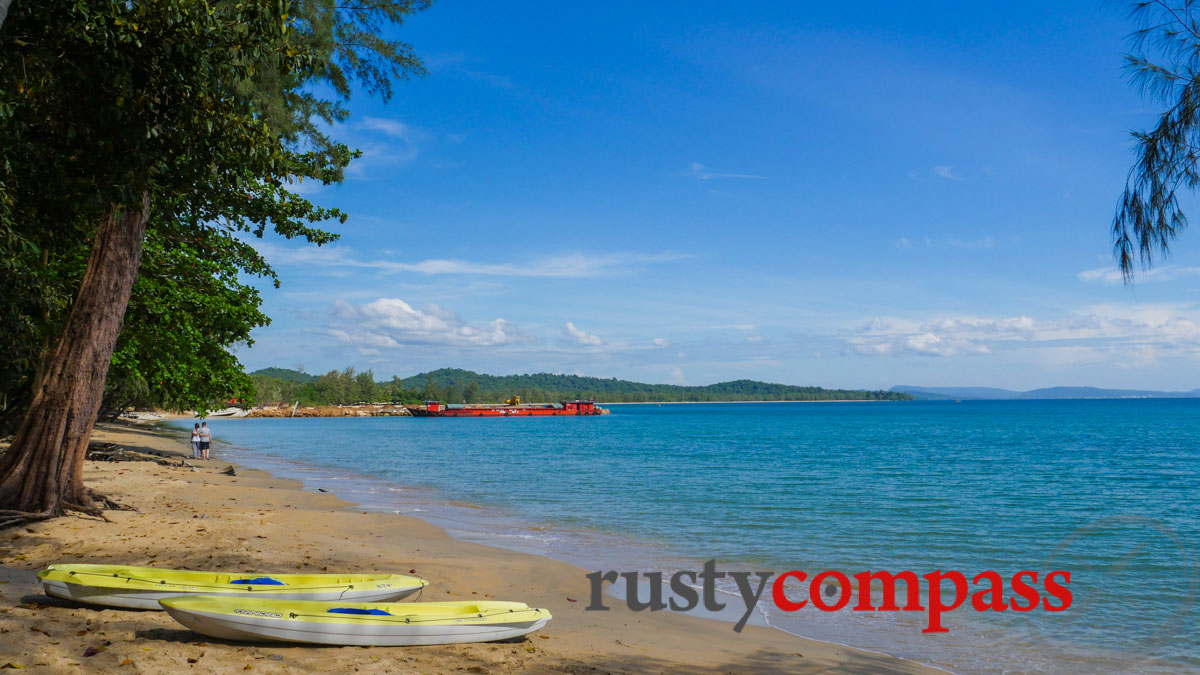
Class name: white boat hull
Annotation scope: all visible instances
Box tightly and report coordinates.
[42,579,421,610]
[163,606,550,646]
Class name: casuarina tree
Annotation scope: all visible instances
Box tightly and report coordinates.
[1114,1,1200,280]
[0,0,429,527]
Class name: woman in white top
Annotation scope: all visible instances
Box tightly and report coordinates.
[190,423,201,459]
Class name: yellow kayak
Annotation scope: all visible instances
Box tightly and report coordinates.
[161,596,551,646]
[162,595,549,643]
[38,564,427,610]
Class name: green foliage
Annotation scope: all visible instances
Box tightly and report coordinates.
[252,367,319,384]
[0,1,428,422]
[248,367,912,405]
[249,367,422,406]
[105,230,269,412]
[1113,1,1200,280]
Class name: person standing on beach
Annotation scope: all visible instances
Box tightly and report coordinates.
[190,423,201,459]
[199,421,212,460]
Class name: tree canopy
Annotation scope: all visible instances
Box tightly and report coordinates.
[0,1,430,432]
[0,0,429,523]
[1113,0,1200,280]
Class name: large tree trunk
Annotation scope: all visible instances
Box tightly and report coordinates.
[0,195,149,527]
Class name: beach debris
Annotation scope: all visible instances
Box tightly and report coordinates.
[220,466,237,476]
[82,645,105,657]
[316,488,328,492]
[119,660,133,667]
[565,597,576,602]
[0,663,25,669]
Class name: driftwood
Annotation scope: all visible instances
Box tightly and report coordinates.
[85,441,189,469]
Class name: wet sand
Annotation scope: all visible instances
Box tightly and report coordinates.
[0,421,939,673]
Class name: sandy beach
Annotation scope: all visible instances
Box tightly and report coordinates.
[0,421,939,673]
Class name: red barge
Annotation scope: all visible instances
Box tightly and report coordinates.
[407,399,608,417]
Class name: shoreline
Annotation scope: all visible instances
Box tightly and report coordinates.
[602,399,904,404]
[0,420,940,673]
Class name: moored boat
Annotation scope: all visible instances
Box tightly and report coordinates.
[37,564,427,610]
[408,399,608,417]
[160,596,552,646]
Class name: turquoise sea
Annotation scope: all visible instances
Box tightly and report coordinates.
[177,400,1200,673]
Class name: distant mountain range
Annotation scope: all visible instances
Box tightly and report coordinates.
[891,385,1200,400]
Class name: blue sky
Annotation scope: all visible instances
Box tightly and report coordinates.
[241,1,1200,391]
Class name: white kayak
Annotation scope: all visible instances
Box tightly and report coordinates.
[160,596,552,646]
[38,564,427,610]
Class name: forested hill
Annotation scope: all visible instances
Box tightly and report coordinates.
[251,367,318,384]
[401,369,909,402]
[248,367,910,405]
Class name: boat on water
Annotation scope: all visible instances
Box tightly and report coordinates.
[206,407,251,417]
[160,596,552,646]
[38,564,427,610]
[407,397,608,417]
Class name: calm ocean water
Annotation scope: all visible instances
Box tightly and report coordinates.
[177,400,1200,673]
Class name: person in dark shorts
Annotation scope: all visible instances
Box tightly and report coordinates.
[199,421,212,460]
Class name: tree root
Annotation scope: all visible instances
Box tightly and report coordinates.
[0,490,136,529]
[84,488,136,513]
[63,500,110,522]
[0,508,54,530]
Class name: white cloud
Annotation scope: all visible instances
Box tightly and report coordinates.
[1078,267,1125,284]
[423,51,518,90]
[847,305,1200,361]
[894,236,995,251]
[563,322,603,346]
[923,236,995,250]
[285,177,328,196]
[688,162,765,180]
[359,117,422,142]
[746,335,764,343]
[254,242,687,279]
[653,337,670,347]
[325,298,526,350]
[669,367,687,384]
[850,331,991,357]
[934,165,962,180]
[1078,264,1200,284]
[344,117,431,176]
